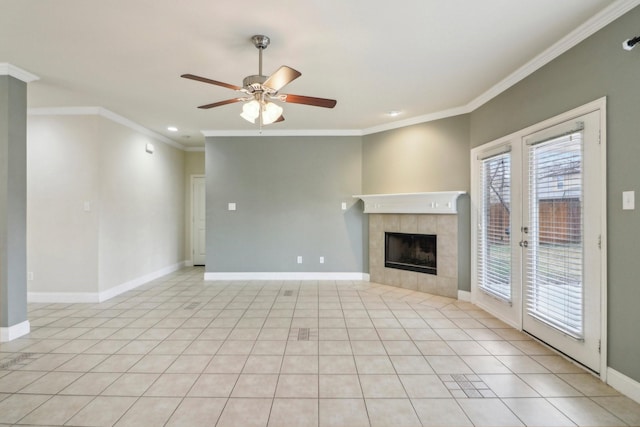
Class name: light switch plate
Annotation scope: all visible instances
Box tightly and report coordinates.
[623,191,635,210]
[341,202,347,210]
[228,203,236,211]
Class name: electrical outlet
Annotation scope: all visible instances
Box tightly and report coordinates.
[27,272,34,281]
[320,256,325,264]
[297,256,303,264]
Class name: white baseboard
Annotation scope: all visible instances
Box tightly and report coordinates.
[98,261,185,302]
[204,272,369,281]
[457,290,471,302]
[607,367,640,404]
[0,320,30,342]
[28,261,185,304]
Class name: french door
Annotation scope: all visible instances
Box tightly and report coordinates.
[473,102,605,374]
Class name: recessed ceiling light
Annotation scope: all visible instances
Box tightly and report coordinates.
[386,110,402,117]
[167,126,178,132]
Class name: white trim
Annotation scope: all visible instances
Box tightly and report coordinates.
[98,261,185,302]
[0,320,31,342]
[202,129,363,137]
[354,191,466,214]
[457,290,471,302]
[27,262,185,303]
[204,272,369,281]
[27,107,184,150]
[0,63,39,82]
[607,367,640,404]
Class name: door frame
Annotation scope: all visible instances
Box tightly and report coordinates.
[470,97,607,379]
[190,174,206,266]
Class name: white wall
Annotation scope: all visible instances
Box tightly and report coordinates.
[27,113,185,301]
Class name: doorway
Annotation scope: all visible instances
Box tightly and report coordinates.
[191,175,206,266]
[471,99,606,374]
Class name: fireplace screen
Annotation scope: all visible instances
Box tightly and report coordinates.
[385,232,437,275]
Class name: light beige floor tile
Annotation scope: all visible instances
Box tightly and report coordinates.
[18,371,83,394]
[165,354,211,373]
[383,340,421,355]
[19,394,92,425]
[495,355,550,373]
[101,373,159,396]
[165,397,227,427]
[276,374,319,398]
[447,340,491,355]
[148,340,191,354]
[91,354,143,372]
[229,327,261,340]
[66,396,137,427]
[204,354,248,373]
[478,340,524,356]
[114,396,181,427]
[503,397,576,426]
[19,353,73,371]
[461,355,511,374]
[285,341,318,355]
[365,398,421,427]
[414,340,455,355]
[399,374,450,398]
[268,398,319,427]
[351,341,387,355]
[56,354,108,372]
[519,373,583,397]
[457,398,525,426]
[319,340,352,355]
[425,355,473,374]
[347,328,378,340]
[145,373,198,396]
[253,340,288,355]
[531,355,587,373]
[182,339,224,355]
[188,373,239,397]
[479,374,539,397]
[243,355,283,373]
[320,374,362,398]
[128,354,177,373]
[60,372,121,395]
[217,397,272,427]
[411,398,473,426]
[84,339,129,354]
[0,370,45,392]
[281,355,318,374]
[116,339,161,354]
[557,373,620,396]
[359,374,407,398]
[0,393,50,424]
[548,397,626,426]
[319,355,357,374]
[592,395,640,426]
[354,355,395,374]
[232,373,278,397]
[390,355,434,374]
[319,398,370,427]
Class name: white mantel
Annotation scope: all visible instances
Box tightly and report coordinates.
[354,191,466,214]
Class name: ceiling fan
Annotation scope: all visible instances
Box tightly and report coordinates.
[181,35,337,126]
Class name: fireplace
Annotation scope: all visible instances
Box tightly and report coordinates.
[385,232,437,275]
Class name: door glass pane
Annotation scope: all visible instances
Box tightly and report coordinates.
[526,131,583,339]
[478,152,511,301]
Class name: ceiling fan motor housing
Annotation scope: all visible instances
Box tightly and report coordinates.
[251,35,270,49]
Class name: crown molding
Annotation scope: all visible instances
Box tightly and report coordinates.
[28,106,185,150]
[202,129,363,137]
[0,63,39,83]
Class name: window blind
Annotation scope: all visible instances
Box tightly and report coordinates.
[525,131,584,339]
[478,152,512,302]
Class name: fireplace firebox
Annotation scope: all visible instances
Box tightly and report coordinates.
[385,232,437,275]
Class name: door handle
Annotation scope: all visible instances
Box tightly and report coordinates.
[519,240,528,248]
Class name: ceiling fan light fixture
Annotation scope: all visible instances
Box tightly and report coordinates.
[262,101,283,125]
[240,100,261,123]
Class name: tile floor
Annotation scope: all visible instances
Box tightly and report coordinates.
[1,267,639,426]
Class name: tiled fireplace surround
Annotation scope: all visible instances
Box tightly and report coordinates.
[369,213,460,298]
[358,192,469,300]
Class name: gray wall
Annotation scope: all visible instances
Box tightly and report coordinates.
[362,115,471,194]
[0,75,28,327]
[206,136,363,273]
[469,6,640,383]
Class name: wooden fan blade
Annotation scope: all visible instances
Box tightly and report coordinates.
[275,115,285,123]
[280,94,337,108]
[198,98,243,109]
[181,74,242,91]
[263,66,301,91]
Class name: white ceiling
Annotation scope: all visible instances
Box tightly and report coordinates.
[0,0,633,148]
